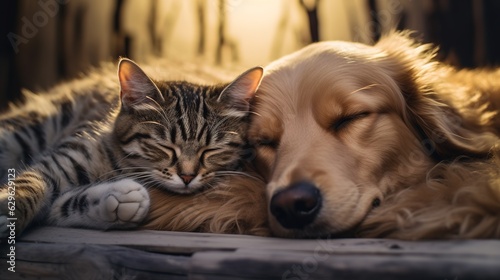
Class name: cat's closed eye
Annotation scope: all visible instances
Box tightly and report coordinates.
[157,143,178,162]
[200,148,221,165]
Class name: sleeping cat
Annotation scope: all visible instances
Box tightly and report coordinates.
[0,58,263,237]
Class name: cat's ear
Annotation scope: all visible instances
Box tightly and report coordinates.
[217,66,264,116]
[118,58,163,110]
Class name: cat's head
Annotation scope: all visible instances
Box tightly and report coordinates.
[112,58,263,194]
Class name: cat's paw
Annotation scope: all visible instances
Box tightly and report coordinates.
[95,179,150,228]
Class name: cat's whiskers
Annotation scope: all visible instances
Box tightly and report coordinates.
[97,166,152,181]
[249,111,261,117]
[144,96,170,123]
[213,171,262,181]
[138,121,165,127]
[202,181,217,191]
[110,174,158,188]
[105,153,137,171]
[222,131,239,135]
[106,170,150,181]
[139,100,169,124]
[206,115,242,143]
[111,151,155,170]
[141,177,166,189]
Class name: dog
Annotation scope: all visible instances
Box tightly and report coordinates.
[144,32,500,239]
[248,31,500,239]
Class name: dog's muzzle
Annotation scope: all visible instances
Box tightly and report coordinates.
[270,181,322,229]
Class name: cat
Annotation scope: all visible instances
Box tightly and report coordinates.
[0,58,263,238]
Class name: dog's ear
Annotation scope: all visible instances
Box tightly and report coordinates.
[376,32,497,160]
[403,92,497,160]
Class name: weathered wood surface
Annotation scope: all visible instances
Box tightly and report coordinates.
[0,242,190,280]
[191,249,500,280]
[1,226,500,279]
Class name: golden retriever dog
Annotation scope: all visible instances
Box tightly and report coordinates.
[248,31,500,240]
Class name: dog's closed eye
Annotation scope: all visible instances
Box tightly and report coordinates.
[332,112,370,132]
[254,137,279,149]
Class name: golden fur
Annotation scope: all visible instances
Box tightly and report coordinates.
[249,31,500,239]
[141,167,270,236]
[144,32,500,240]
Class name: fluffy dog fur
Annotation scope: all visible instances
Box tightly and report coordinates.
[248,31,500,240]
[142,167,270,236]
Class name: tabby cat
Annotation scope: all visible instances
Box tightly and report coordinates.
[0,58,263,237]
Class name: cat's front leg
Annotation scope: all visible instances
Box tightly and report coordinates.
[0,169,54,238]
[48,178,150,230]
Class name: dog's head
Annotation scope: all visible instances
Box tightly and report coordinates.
[249,32,498,238]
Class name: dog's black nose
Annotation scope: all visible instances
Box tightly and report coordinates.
[270,181,322,229]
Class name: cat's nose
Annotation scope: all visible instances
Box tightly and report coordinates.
[180,174,195,185]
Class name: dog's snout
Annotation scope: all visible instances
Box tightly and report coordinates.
[270,181,322,229]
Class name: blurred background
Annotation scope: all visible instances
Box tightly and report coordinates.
[1,0,500,110]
